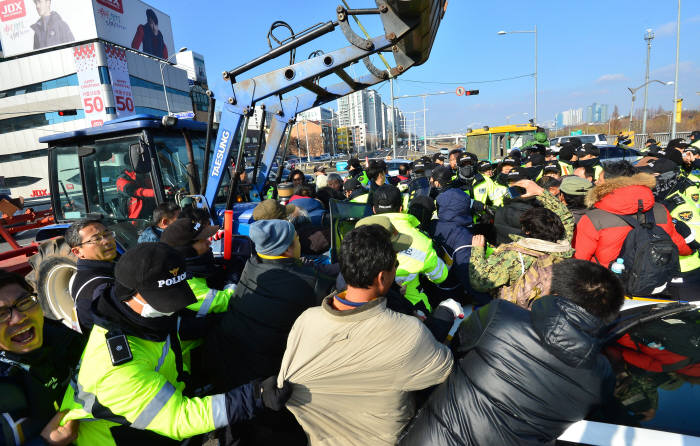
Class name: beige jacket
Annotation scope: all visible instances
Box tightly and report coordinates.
[277,296,453,446]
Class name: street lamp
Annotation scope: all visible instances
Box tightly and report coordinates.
[498,27,538,124]
[641,29,655,136]
[159,47,188,115]
[627,80,673,133]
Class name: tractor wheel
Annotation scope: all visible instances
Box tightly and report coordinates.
[26,237,78,329]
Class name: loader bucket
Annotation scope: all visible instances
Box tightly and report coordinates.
[382,0,447,70]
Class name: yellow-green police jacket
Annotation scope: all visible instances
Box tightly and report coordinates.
[383,212,448,311]
[666,191,700,273]
[60,324,229,445]
[186,277,235,316]
[464,175,507,207]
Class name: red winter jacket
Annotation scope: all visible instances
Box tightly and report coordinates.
[574,173,691,267]
[116,170,155,219]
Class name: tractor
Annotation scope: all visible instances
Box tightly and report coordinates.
[26,0,447,329]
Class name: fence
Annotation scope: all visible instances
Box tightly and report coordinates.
[604,132,692,148]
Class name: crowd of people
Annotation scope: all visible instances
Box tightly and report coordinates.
[2,130,700,445]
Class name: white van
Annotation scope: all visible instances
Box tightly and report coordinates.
[549,134,608,148]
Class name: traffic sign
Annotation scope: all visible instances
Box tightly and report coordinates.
[456,87,465,96]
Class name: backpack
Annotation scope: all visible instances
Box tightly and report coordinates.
[614,200,680,296]
[498,245,560,309]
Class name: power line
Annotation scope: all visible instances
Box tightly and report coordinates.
[399,73,534,86]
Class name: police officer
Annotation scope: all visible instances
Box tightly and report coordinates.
[457,154,507,208]
[495,157,519,186]
[369,186,447,312]
[160,218,233,316]
[344,178,368,203]
[575,143,603,181]
[347,158,369,186]
[556,142,577,176]
[60,243,291,445]
[477,160,494,179]
[641,159,700,297]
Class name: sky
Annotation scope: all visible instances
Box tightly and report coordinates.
[148,0,700,134]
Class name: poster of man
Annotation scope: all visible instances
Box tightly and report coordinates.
[92,0,175,61]
[130,8,167,58]
[31,0,74,49]
[0,0,96,57]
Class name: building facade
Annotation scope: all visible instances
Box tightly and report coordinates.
[336,89,386,152]
[0,42,194,198]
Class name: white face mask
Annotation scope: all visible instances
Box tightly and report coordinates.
[132,295,175,318]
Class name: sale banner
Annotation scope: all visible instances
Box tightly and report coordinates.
[73,43,108,127]
[105,43,135,117]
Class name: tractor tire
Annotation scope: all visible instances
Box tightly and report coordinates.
[26,237,78,329]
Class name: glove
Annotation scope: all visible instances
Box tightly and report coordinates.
[258,376,292,411]
[471,200,485,214]
[438,298,464,319]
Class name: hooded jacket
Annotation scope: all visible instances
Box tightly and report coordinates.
[432,188,474,296]
[574,173,692,267]
[399,296,614,446]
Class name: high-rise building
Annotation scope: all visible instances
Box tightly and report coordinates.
[336,89,385,151]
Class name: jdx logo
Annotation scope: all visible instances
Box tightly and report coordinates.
[0,0,26,22]
[211,130,230,177]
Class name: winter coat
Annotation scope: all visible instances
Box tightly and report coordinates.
[470,190,575,294]
[399,296,614,446]
[31,12,74,49]
[574,173,692,267]
[492,197,540,245]
[137,225,162,243]
[209,255,335,389]
[278,296,453,446]
[207,256,335,445]
[432,188,474,295]
[70,258,115,334]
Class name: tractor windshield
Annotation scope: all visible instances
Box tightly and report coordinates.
[54,135,155,234]
[152,130,207,196]
[53,130,210,248]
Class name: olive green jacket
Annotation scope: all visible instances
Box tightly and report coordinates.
[469,190,574,293]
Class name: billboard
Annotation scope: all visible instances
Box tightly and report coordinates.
[92,0,174,60]
[0,0,97,57]
[0,0,174,59]
[73,42,109,127]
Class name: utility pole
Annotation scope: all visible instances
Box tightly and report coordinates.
[641,29,655,136]
[390,77,397,159]
[422,95,427,155]
[671,0,681,138]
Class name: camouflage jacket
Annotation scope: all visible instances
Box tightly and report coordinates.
[469,190,575,293]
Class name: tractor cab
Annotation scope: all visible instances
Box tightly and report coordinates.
[40,114,236,249]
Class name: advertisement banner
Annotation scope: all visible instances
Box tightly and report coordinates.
[105,43,134,117]
[0,0,97,57]
[92,0,174,60]
[0,0,174,60]
[73,43,107,127]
